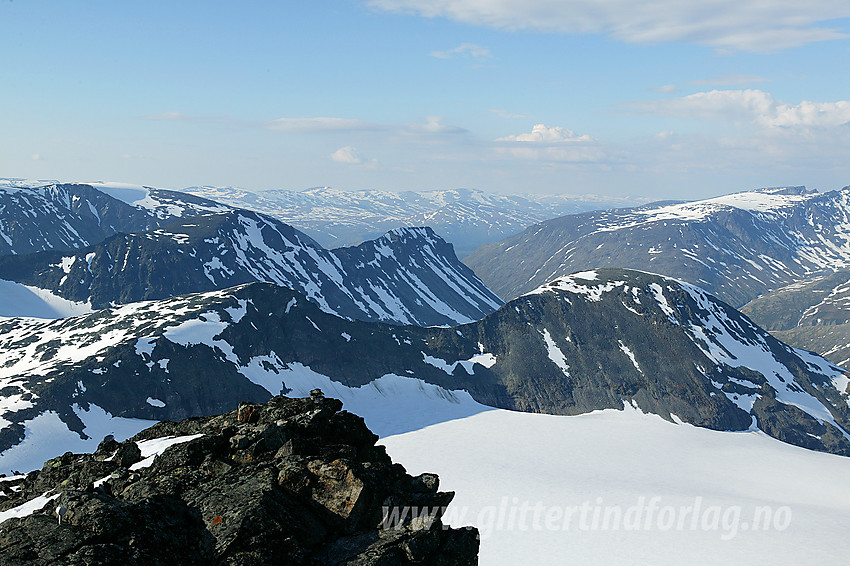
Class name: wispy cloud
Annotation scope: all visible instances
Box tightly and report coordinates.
[650,84,678,94]
[430,42,491,59]
[266,117,382,133]
[370,0,850,51]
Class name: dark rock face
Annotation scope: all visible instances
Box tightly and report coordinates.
[0,395,478,565]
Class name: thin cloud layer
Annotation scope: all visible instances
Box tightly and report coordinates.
[140,112,194,121]
[629,90,850,129]
[687,74,771,87]
[370,0,850,51]
[407,116,468,134]
[266,117,382,133]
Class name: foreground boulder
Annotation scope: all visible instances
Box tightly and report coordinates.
[0,393,478,565]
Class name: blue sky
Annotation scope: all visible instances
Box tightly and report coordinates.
[2,0,849,199]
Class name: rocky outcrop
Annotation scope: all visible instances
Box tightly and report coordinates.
[0,393,478,565]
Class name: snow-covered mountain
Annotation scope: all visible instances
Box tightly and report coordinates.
[181,186,643,257]
[0,182,228,256]
[0,210,503,326]
[465,186,850,306]
[2,269,848,474]
[0,184,157,256]
[742,269,850,369]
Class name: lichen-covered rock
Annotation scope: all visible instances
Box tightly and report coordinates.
[0,395,478,565]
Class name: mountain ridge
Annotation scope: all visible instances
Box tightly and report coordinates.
[0,183,229,257]
[1,269,848,474]
[464,185,850,306]
[0,210,503,326]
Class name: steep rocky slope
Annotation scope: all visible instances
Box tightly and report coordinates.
[0,184,158,256]
[464,186,850,306]
[742,269,850,369]
[0,211,502,326]
[0,394,478,565]
[1,270,848,474]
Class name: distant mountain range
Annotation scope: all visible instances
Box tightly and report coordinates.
[2,268,848,474]
[464,186,850,307]
[181,186,643,257]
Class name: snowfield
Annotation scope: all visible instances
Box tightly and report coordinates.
[381,405,850,566]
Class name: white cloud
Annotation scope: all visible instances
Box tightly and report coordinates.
[370,0,850,51]
[331,146,364,164]
[267,117,381,133]
[407,116,467,134]
[628,89,850,129]
[497,124,594,143]
[430,43,491,59]
[493,124,607,164]
[769,100,850,128]
[650,84,678,94]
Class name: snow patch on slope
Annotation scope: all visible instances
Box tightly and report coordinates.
[0,405,154,475]
[422,352,498,376]
[0,280,93,319]
[541,329,570,376]
[527,271,625,302]
[239,358,491,437]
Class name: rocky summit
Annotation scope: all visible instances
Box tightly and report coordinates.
[0,394,478,565]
